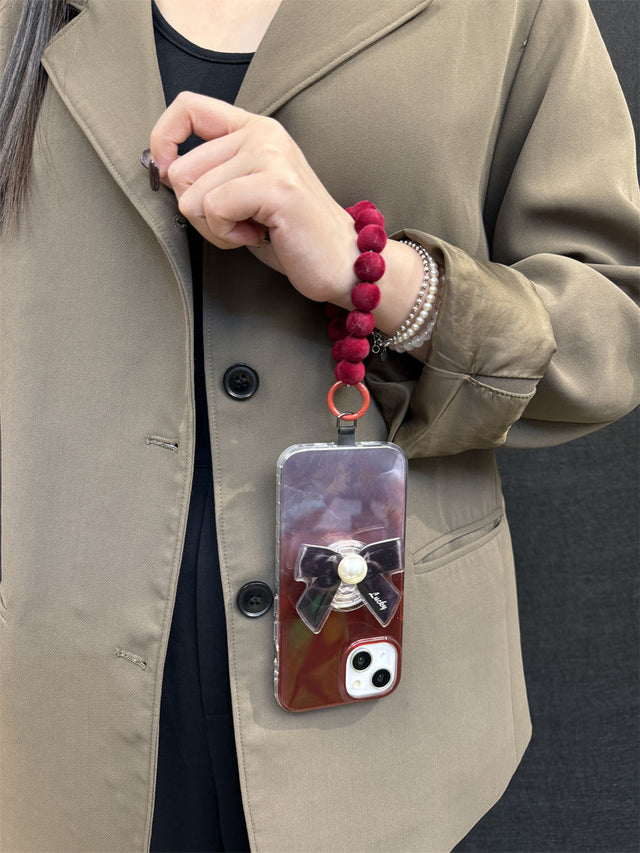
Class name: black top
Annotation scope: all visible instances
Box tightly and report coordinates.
[153,2,253,468]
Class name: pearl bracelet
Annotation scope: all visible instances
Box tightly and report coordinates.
[371,240,441,355]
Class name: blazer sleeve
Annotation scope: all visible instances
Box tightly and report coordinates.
[367,0,640,458]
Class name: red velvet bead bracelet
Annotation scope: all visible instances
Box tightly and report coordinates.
[327,201,387,385]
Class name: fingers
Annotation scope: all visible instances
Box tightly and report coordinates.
[166,131,244,196]
[158,108,306,249]
[175,135,297,216]
[149,91,253,179]
[183,172,275,249]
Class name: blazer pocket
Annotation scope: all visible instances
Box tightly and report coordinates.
[410,506,504,575]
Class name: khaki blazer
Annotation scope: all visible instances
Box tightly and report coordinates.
[0,1,638,851]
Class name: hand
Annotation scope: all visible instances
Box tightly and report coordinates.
[149,91,428,349]
[149,91,358,304]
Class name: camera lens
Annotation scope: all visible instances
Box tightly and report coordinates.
[372,668,391,688]
[352,651,372,671]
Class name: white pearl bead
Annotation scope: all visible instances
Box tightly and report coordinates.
[337,554,368,585]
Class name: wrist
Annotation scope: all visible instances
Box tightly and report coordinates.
[373,240,441,355]
[328,231,429,329]
[371,239,425,335]
[329,202,440,384]
[327,207,361,308]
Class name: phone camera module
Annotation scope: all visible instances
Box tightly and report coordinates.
[352,650,372,671]
[372,668,391,688]
[344,641,397,699]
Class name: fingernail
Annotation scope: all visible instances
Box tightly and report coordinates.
[140,148,160,192]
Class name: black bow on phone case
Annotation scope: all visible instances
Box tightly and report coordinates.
[294,538,403,633]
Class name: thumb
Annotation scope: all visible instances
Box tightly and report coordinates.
[149,91,253,179]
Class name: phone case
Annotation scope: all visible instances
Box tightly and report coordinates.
[275,441,407,712]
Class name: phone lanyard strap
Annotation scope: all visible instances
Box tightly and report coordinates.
[326,201,386,421]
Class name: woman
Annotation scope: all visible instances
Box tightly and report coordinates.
[0,1,638,851]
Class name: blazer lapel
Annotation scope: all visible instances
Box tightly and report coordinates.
[41,0,191,288]
[236,0,434,115]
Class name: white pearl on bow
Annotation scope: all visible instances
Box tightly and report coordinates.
[337,553,368,585]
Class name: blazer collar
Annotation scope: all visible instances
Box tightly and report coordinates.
[235,0,434,114]
[42,0,432,274]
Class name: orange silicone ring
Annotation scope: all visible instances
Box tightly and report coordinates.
[327,381,370,421]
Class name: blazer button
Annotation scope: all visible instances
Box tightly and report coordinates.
[237,581,273,618]
[223,363,259,399]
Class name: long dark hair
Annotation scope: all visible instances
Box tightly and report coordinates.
[0,0,71,231]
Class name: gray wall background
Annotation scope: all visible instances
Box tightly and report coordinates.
[454,2,639,851]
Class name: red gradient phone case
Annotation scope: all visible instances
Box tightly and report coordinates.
[275,442,407,712]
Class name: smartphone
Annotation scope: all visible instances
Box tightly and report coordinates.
[275,441,407,712]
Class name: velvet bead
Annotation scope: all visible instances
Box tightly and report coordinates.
[354,208,385,233]
[331,339,345,361]
[354,251,386,283]
[341,335,370,361]
[357,223,387,253]
[335,359,366,385]
[328,201,388,385]
[346,310,376,337]
[346,200,376,219]
[351,282,381,311]
[325,303,348,320]
[328,317,348,341]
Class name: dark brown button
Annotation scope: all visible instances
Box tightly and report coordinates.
[237,581,273,618]
[223,364,259,400]
[140,148,160,191]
